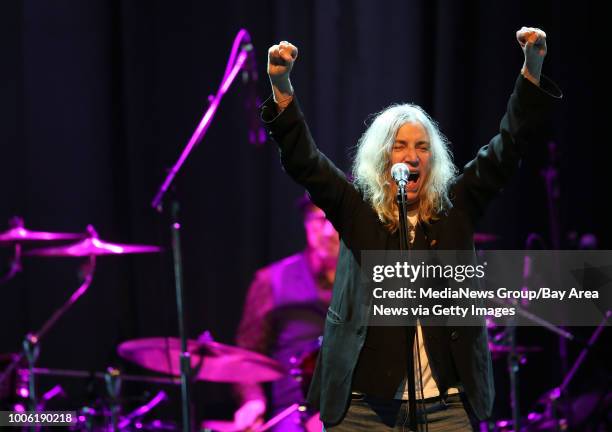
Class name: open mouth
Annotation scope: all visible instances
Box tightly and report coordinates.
[407,171,420,190]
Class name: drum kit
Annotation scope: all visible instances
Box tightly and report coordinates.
[0,218,305,431]
[483,308,611,431]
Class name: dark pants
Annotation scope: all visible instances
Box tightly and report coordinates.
[324,392,478,432]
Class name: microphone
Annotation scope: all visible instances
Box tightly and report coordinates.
[241,43,266,145]
[391,163,410,188]
[241,43,257,82]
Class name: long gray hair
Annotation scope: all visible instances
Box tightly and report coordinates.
[352,103,457,231]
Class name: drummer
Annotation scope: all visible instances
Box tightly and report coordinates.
[233,194,339,431]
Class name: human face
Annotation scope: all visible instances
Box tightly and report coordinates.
[390,122,431,207]
[304,207,340,268]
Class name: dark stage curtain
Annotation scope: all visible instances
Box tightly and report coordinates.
[0,0,604,424]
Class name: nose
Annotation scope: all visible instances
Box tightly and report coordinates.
[404,147,419,167]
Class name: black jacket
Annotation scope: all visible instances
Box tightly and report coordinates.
[261,74,561,426]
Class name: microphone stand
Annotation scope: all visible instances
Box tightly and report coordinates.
[396,182,410,251]
[395,180,419,430]
[150,29,255,432]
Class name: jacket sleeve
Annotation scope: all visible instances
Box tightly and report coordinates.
[455,74,562,221]
[261,96,368,240]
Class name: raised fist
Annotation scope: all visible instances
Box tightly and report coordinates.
[516,27,547,84]
[267,41,298,84]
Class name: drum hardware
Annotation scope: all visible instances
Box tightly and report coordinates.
[0,217,83,244]
[487,260,576,432]
[287,339,323,432]
[0,357,64,414]
[0,255,96,418]
[105,368,122,431]
[29,367,182,385]
[117,335,285,384]
[24,225,162,257]
[9,383,66,414]
[116,333,288,431]
[484,310,611,431]
[197,337,321,431]
[0,216,84,284]
[149,27,258,432]
[71,391,174,432]
[21,366,174,431]
[118,390,168,430]
[201,403,300,432]
[255,403,301,432]
[535,310,611,431]
[0,224,161,425]
[485,310,571,432]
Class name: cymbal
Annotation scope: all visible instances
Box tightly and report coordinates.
[117,337,285,383]
[0,218,83,244]
[474,232,499,243]
[25,225,161,257]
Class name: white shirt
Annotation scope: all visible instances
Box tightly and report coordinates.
[395,211,460,400]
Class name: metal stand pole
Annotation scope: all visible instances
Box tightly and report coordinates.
[170,201,193,432]
[0,243,22,284]
[395,183,419,430]
[149,29,255,431]
[507,319,520,432]
[0,256,95,431]
[396,186,409,251]
[541,141,573,427]
[104,368,122,432]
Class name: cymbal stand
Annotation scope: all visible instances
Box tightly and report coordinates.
[150,28,256,432]
[0,217,27,284]
[104,368,122,432]
[541,141,575,427]
[491,235,575,432]
[540,310,611,430]
[0,255,96,432]
[0,243,22,285]
[506,240,535,432]
[118,390,167,430]
[254,403,300,432]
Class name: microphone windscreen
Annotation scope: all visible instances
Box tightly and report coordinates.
[391,163,410,184]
